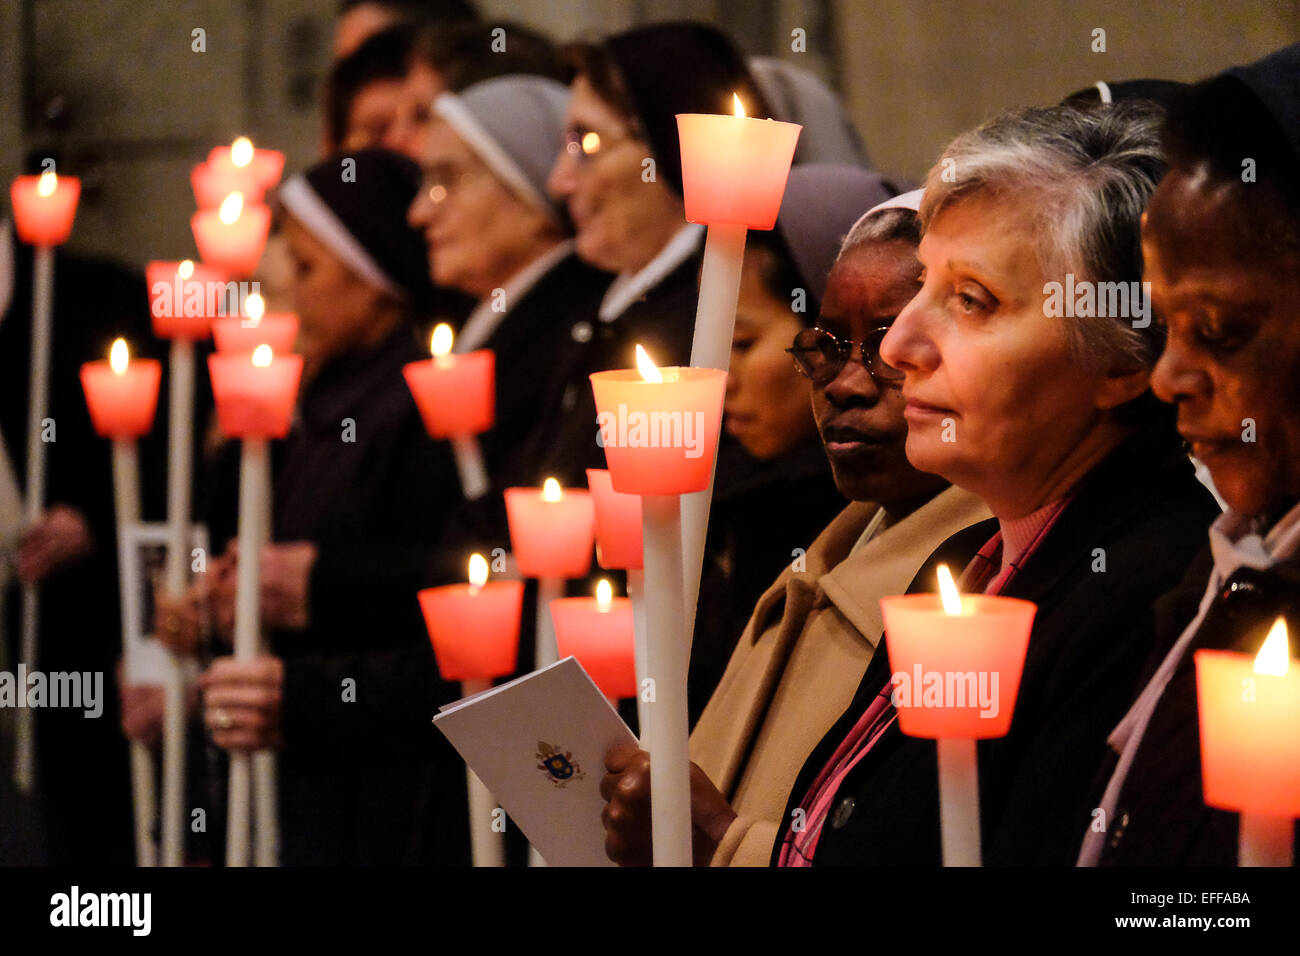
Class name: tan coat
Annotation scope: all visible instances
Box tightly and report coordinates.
[689,485,992,866]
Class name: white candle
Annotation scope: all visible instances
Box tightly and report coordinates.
[160,336,194,867]
[226,435,269,867]
[625,567,651,743]
[14,247,54,792]
[640,494,692,866]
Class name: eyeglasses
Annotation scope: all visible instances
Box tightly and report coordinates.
[787,325,903,386]
[562,126,636,163]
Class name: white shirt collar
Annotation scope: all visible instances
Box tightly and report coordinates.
[455,240,574,353]
[598,223,703,323]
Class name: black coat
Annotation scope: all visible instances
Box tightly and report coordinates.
[521,243,703,491]
[1097,539,1300,865]
[777,425,1220,866]
[428,251,612,583]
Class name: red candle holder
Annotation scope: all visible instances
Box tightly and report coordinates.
[504,484,595,579]
[212,314,300,354]
[880,594,1036,738]
[589,367,727,496]
[80,348,162,439]
[586,468,642,570]
[208,349,302,439]
[1196,645,1300,817]
[403,351,495,439]
[191,141,285,208]
[676,111,801,229]
[191,196,271,278]
[552,590,637,699]
[10,173,81,246]
[419,579,524,681]
[147,260,230,339]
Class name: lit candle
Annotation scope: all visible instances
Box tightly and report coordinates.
[879,565,1037,866]
[147,259,230,340]
[208,344,301,867]
[589,345,727,867]
[191,192,272,279]
[402,323,494,500]
[418,553,523,868]
[79,337,161,864]
[191,137,285,209]
[207,344,302,439]
[418,553,525,682]
[552,579,637,701]
[1196,617,1300,866]
[10,168,83,792]
[212,293,299,354]
[505,477,595,695]
[10,170,81,246]
[675,94,801,682]
[503,478,595,581]
[80,339,162,439]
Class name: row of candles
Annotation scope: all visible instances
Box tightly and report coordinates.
[12,95,1298,869]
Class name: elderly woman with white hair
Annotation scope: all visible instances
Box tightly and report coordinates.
[774,101,1221,866]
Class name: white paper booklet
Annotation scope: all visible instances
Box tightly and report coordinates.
[434,657,638,867]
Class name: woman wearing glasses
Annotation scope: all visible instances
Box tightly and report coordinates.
[774,102,1220,867]
[600,185,992,867]
[524,22,769,485]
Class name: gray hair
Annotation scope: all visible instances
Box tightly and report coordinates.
[920,101,1166,373]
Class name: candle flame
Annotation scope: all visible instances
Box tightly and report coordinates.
[37,170,58,197]
[635,344,663,384]
[542,477,562,502]
[244,292,265,324]
[231,137,255,168]
[937,564,962,615]
[581,131,601,154]
[468,553,489,590]
[109,338,129,375]
[178,259,195,279]
[219,192,244,224]
[431,322,454,357]
[733,93,746,119]
[251,344,273,367]
[596,579,613,611]
[1254,617,1290,676]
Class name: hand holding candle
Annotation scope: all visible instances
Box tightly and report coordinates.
[590,345,727,867]
[1196,617,1300,866]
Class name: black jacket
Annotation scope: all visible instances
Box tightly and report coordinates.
[429,251,612,583]
[1097,538,1300,865]
[777,425,1219,866]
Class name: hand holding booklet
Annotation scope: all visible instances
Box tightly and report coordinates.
[433,656,638,867]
